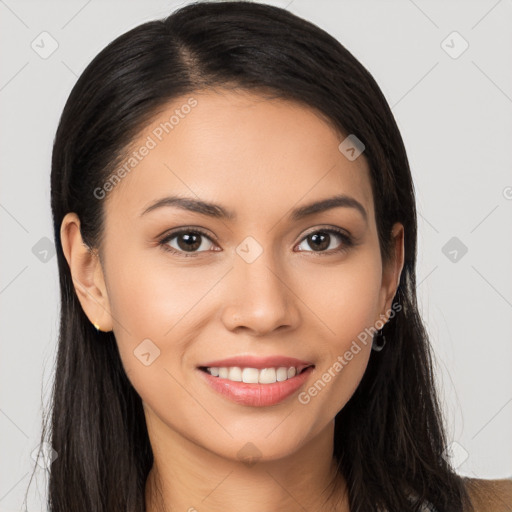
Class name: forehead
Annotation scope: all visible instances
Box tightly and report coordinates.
[104,89,374,226]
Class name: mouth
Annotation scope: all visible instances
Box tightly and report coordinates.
[196,364,316,407]
[198,364,314,383]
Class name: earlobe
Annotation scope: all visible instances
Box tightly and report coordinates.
[60,212,113,332]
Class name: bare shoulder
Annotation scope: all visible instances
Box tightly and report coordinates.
[463,477,512,512]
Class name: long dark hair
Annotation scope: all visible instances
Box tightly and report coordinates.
[26,1,473,510]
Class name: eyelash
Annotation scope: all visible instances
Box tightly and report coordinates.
[158,226,354,258]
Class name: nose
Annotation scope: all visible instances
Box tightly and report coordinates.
[219,250,301,336]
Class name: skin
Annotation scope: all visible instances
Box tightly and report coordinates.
[60,88,404,512]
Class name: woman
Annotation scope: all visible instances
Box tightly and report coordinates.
[28,1,511,510]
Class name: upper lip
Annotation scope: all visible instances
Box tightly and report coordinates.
[198,355,315,372]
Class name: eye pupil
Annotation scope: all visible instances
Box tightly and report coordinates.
[309,232,330,251]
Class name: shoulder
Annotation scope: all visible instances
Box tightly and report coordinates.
[463,477,512,512]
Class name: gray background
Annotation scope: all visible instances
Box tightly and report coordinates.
[1,0,511,510]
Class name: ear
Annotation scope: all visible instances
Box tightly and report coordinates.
[60,212,113,332]
[378,222,405,323]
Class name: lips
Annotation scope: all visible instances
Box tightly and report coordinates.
[197,365,315,407]
[198,355,315,374]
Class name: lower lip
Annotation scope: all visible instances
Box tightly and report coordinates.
[197,366,314,407]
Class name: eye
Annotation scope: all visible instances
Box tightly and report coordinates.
[158,226,354,258]
[159,228,217,258]
[296,227,354,255]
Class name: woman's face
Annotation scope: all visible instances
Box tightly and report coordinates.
[65,88,403,462]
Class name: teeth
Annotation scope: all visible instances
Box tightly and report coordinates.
[242,368,259,383]
[205,366,305,383]
[228,367,242,381]
[276,367,288,382]
[259,368,276,384]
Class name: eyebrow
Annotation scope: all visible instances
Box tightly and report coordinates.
[140,193,368,224]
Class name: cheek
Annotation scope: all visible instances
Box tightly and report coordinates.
[104,248,218,384]
[106,246,214,338]
[297,246,383,343]
[105,262,208,426]
[295,251,382,417]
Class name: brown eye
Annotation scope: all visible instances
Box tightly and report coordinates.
[296,228,353,254]
[160,229,216,257]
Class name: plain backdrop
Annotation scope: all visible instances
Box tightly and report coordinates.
[1,0,511,510]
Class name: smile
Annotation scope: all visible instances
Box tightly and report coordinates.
[197,365,315,407]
